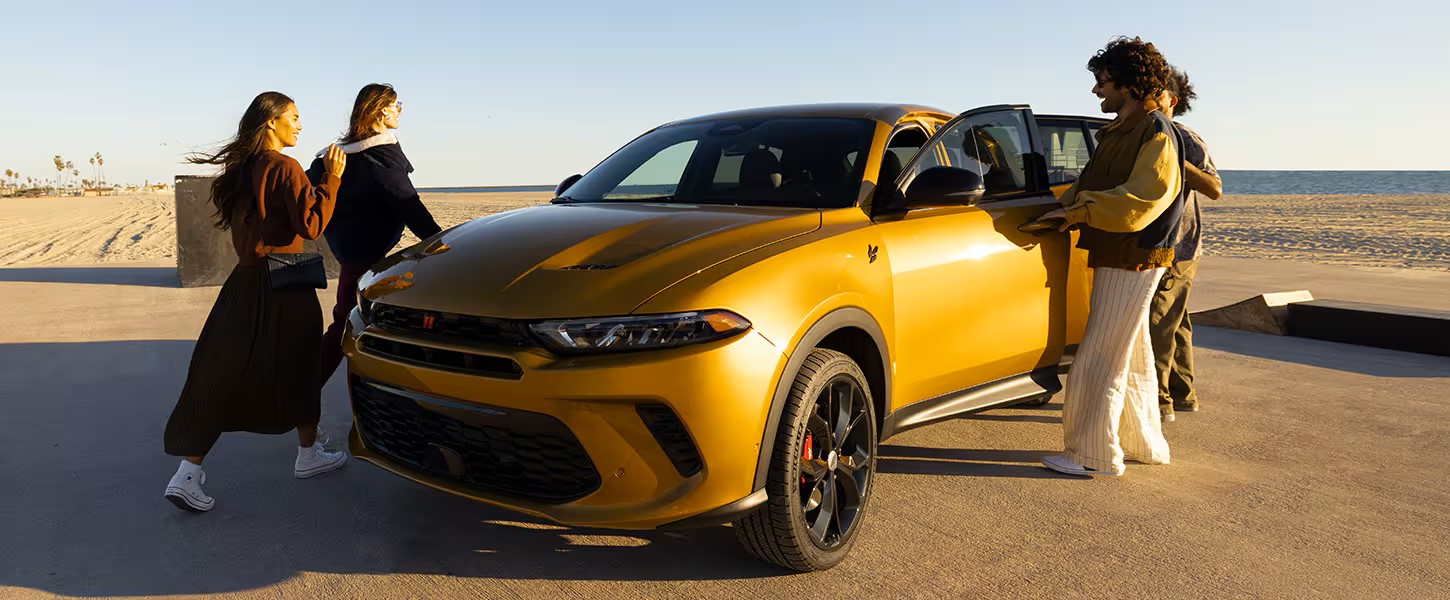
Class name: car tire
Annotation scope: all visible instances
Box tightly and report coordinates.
[733,348,877,572]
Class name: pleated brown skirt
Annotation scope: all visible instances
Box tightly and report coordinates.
[164,265,323,456]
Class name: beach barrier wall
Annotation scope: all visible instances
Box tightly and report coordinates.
[1194,292,1450,357]
[175,175,340,287]
[1287,300,1450,357]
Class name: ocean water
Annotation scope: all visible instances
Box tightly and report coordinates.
[1220,171,1450,195]
[421,171,1449,196]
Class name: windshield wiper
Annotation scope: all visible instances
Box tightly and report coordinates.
[550,196,579,204]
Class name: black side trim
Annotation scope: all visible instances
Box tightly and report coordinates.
[658,488,769,530]
[752,308,890,491]
[879,366,1062,440]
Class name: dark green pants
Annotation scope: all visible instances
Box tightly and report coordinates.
[1149,259,1198,416]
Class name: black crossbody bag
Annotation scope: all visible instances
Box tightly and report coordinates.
[263,252,326,290]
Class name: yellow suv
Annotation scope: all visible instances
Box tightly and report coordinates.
[343,103,1105,571]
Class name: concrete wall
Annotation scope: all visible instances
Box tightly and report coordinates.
[175,175,341,287]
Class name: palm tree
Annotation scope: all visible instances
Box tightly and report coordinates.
[96,152,105,185]
[89,156,97,183]
[4,169,11,190]
[53,155,64,187]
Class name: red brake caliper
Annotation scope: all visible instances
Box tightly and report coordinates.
[801,432,814,485]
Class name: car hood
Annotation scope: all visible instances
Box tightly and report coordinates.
[360,203,821,319]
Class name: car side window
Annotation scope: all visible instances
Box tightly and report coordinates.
[1038,121,1091,185]
[903,111,1034,200]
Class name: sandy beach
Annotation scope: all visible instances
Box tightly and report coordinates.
[1,192,1447,270]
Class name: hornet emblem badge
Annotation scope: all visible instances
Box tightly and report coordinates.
[867,244,879,264]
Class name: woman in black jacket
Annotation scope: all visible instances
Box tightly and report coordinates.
[312,83,442,382]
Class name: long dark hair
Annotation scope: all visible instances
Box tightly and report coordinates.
[186,91,295,230]
[341,83,397,144]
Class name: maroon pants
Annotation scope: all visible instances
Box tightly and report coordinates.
[321,261,372,384]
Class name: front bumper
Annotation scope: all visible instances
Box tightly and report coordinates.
[342,309,783,530]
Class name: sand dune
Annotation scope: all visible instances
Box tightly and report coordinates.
[2,192,1447,270]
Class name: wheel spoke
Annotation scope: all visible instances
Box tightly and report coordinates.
[809,474,836,542]
[841,411,866,450]
[834,472,861,535]
[800,458,830,483]
[808,414,830,440]
[839,446,871,474]
[834,464,863,508]
[832,381,853,447]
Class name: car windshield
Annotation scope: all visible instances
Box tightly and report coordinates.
[559,117,876,209]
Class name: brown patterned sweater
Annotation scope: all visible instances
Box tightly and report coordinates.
[230,151,340,266]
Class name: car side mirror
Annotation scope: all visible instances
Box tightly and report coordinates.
[903,167,985,208]
[554,174,583,197]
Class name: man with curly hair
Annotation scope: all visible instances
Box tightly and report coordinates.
[1149,69,1221,424]
[1036,37,1184,476]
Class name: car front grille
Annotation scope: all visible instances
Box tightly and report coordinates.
[351,377,601,504]
[359,335,523,380]
[371,303,537,347]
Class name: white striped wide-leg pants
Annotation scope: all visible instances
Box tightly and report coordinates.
[1062,266,1172,474]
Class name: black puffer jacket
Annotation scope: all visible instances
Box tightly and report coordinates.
[306,133,441,265]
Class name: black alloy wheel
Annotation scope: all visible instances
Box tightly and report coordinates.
[798,374,873,549]
[734,348,877,572]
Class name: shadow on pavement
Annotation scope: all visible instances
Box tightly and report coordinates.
[959,411,1062,425]
[0,266,179,288]
[0,340,785,597]
[1195,326,1450,378]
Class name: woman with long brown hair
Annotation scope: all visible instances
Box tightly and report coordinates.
[310,83,440,382]
[163,91,349,512]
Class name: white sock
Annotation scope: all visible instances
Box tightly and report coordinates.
[177,460,203,476]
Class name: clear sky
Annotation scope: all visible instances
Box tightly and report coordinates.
[1,0,1445,187]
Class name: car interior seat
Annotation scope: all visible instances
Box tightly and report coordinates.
[740,149,783,191]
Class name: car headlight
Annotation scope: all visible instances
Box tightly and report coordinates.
[528,310,751,354]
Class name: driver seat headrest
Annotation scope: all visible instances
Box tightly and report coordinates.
[740,149,782,189]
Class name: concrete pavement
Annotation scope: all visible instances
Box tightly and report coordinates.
[2,258,1447,598]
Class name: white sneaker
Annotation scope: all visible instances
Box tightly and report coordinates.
[1041,455,1123,477]
[294,442,347,479]
[164,460,214,512]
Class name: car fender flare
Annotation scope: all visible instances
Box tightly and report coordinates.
[751,306,890,491]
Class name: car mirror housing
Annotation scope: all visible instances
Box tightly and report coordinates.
[903,167,985,208]
[554,173,583,197]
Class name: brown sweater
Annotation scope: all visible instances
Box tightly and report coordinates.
[231,151,341,266]
[1057,111,1182,270]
